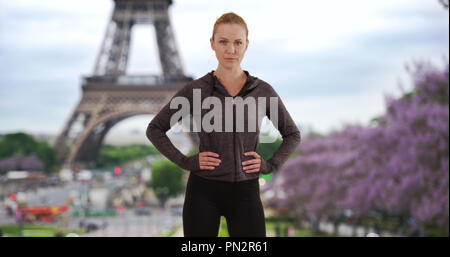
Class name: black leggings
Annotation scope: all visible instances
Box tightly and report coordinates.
[183,173,266,237]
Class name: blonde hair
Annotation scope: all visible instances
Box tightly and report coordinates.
[212,12,249,40]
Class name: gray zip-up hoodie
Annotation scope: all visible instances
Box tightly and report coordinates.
[146,70,301,182]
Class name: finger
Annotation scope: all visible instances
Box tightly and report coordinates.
[201,152,220,158]
[200,161,220,166]
[200,162,218,167]
[243,164,260,169]
[202,157,221,163]
[242,159,261,166]
[244,152,261,159]
[200,166,215,170]
[243,164,260,170]
[199,159,221,165]
[245,168,260,173]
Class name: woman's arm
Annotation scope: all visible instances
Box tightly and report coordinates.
[260,85,301,174]
[146,84,200,171]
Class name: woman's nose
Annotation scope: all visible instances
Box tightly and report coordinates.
[225,44,235,54]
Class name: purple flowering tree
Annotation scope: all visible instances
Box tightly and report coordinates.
[21,154,45,171]
[263,60,449,236]
[0,154,44,171]
[0,155,22,171]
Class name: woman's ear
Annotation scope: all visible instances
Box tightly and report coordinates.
[210,37,215,51]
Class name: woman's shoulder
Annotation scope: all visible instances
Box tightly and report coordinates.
[183,72,214,90]
[254,77,278,96]
[173,74,212,98]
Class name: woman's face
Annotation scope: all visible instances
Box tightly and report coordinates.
[210,23,249,70]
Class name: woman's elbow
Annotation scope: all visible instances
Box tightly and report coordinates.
[282,130,301,147]
[146,123,158,143]
[293,131,301,146]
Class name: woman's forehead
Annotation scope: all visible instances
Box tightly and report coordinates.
[215,23,247,39]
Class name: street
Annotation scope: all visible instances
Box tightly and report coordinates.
[0,159,183,237]
[75,208,181,237]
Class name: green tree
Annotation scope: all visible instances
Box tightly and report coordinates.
[96,144,160,168]
[0,132,39,157]
[36,140,58,173]
[150,159,185,207]
[0,132,58,173]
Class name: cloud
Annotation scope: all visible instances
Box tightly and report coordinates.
[283,89,388,134]
[0,0,448,136]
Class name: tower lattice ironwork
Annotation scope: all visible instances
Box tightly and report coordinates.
[54,0,198,171]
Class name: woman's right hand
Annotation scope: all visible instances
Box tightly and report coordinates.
[198,152,221,170]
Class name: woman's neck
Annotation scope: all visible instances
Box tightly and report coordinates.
[213,66,245,83]
[213,66,247,97]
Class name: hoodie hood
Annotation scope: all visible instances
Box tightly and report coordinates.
[202,70,261,97]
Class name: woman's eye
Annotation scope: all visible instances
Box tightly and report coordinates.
[235,42,242,45]
[220,41,226,44]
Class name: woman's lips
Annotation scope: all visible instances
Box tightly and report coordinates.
[225,58,235,61]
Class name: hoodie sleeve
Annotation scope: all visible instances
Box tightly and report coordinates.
[259,84,301,174]
[146,83,200,171]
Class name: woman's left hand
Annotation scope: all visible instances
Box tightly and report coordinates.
[242,152,261,173]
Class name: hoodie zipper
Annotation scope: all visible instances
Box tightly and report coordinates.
[232,96,237,182]
[212,72,258,182]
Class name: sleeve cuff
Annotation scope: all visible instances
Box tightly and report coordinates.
[183,153,200,171]
[260,158,274,174]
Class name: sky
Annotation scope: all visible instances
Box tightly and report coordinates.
[0,0,448,139]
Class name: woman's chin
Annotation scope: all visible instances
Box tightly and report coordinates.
[220,61,240,69]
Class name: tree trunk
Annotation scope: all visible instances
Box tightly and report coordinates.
[351,223,357,237]
[333,221,339,236]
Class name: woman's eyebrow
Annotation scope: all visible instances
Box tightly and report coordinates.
[218,37,243,41]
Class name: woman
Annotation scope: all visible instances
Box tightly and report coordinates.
[146,12,300,237]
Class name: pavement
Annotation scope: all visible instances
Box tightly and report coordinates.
[78,208,182,237]
[173,226,183,237]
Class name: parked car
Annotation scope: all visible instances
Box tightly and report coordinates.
[171,208,182,216]
[135,208,152,216]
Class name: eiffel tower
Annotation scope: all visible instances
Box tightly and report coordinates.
[54,0,197,171]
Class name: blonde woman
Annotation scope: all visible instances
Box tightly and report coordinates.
[147,12,300,237]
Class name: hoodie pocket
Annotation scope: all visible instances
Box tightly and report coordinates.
[241,132,258,152]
